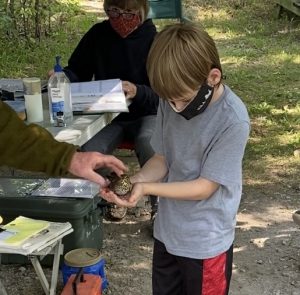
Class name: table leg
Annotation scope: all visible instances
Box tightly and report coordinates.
[49,240,63,295]
[30,255,50,295]
[29,239,64,295]
[0,279,8,295]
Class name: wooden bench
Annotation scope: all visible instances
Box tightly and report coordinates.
[276,0,300,17]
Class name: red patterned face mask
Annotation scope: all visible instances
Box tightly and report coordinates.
[107,8,141,38]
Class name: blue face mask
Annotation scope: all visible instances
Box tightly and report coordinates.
[169,83,214,120]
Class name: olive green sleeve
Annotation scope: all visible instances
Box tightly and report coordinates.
[0,101,77,176]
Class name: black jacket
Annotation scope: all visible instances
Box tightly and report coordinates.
[64,19,158,121]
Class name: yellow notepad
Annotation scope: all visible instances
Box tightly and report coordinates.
[2,216,49,245]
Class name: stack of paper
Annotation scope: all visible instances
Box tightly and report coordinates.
[71,78,129,114]
[0,78,24,98]
[1,216,49,246]
[0,217,73,255]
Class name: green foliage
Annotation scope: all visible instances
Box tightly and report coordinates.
[0,0,81,39]
[0,0,299,187]
[0,8,97,78]
[184,0,300,185]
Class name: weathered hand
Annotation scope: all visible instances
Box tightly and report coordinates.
[68,151,127,187]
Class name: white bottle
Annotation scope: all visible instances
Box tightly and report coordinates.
[48,56,73,126]
[23,77,44,123]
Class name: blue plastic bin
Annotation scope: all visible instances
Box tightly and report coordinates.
[61,258,108,291]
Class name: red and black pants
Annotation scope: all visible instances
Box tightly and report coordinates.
[152,239,233,295]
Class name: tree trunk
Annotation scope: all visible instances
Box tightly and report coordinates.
[34,0,41,39]
[6,0,17,33]
[21,0,28,38]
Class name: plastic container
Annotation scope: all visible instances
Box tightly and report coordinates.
[62,248,108,291]
[48,56,73,126]
[0,178,103,266]
[23,77,43,123]
[61,274,102,295]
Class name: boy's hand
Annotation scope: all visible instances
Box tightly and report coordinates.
[100,182,145,208]
[100,187,134,207]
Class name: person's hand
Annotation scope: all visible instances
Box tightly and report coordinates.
[100,187,132,207]
[48,69,54,78]
[68,151,127,187]
[122,81,137,99]
[100,182,145,208]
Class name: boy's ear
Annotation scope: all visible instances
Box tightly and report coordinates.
[207,68,222,86]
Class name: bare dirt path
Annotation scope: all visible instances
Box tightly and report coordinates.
[79,0,104,13]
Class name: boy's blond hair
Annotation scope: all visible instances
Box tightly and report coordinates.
[104,0,149,22]
[147,23,222,100]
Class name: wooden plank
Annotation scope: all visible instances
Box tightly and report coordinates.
[276,0,300,17]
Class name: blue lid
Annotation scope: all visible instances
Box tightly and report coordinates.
[54,56,63,72]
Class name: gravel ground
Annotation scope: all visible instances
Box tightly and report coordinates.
[0,153,154,295]
[0,206,154,295]
[1,175,300,295]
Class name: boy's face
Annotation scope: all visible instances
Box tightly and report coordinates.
[168,89,198,112]
[165,69,222,120]
[167,83,214,120]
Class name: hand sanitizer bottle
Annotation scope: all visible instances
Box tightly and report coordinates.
[48,56,73,126]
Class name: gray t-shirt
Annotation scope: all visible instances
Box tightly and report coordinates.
[150,85,250,259]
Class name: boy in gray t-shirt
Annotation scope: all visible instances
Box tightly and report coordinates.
[101,23,250,295]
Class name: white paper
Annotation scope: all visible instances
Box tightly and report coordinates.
[0,219,73,255]
[71,79,128,113]
[71,78,122,96]
[0,78,23,92]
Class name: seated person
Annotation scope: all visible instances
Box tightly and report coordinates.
[62,0,159,218]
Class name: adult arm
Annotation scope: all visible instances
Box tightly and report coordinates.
[0,101,76,176]
[0,102,127,184]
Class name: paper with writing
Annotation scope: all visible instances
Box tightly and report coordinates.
[71,79,128,113]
